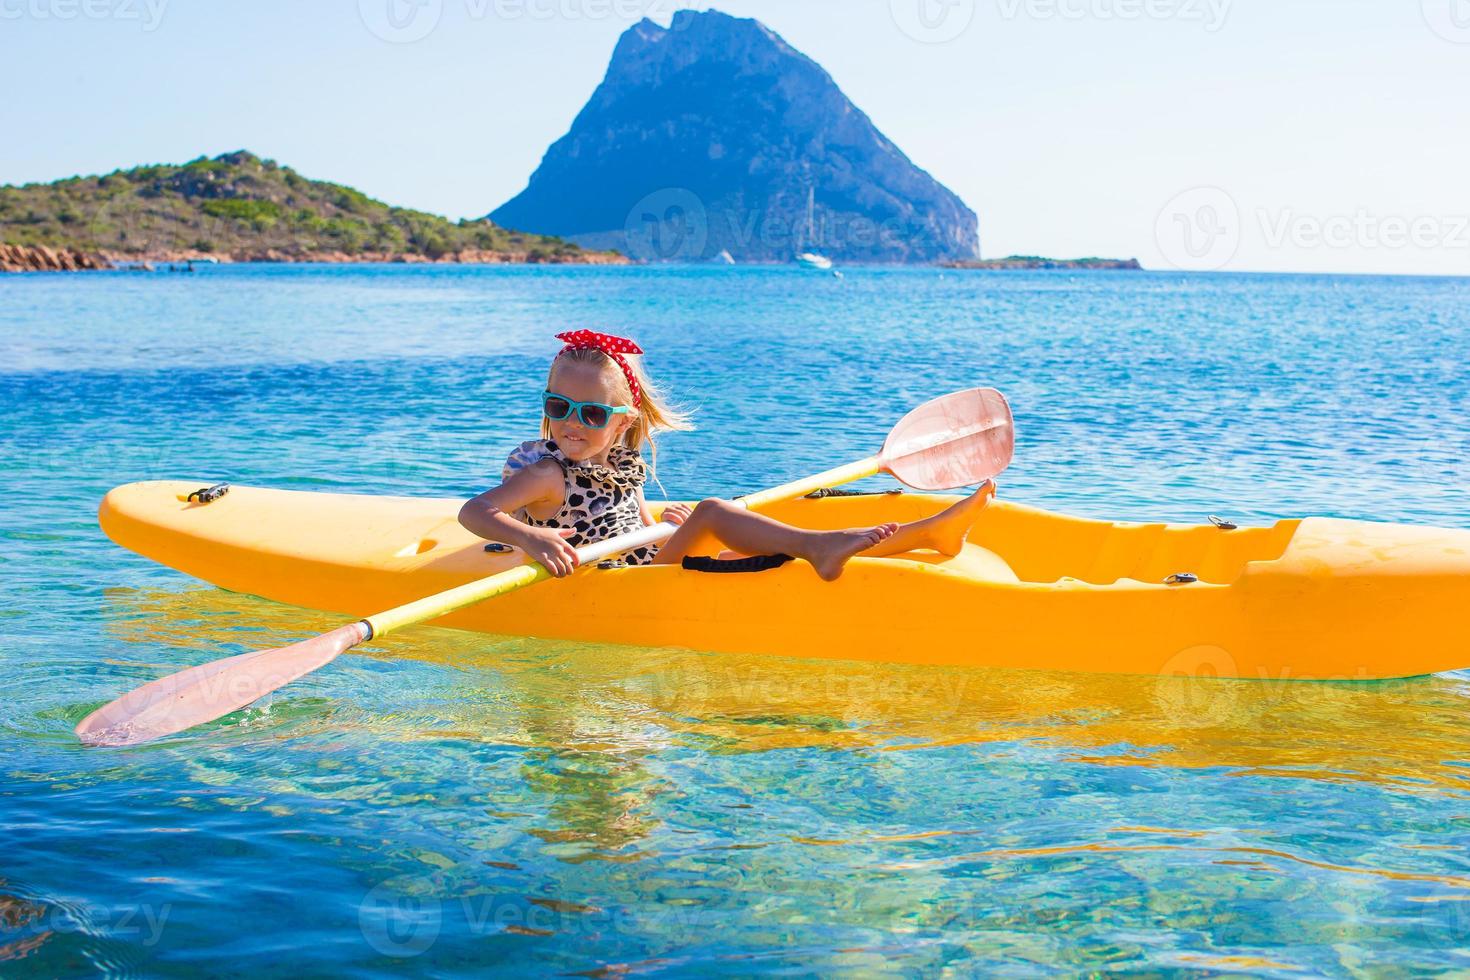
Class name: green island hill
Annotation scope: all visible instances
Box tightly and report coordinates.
[0,150,627,272]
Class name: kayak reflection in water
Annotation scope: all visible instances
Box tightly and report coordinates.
[458,330,995,581]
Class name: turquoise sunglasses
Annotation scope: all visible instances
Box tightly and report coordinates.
[542,390,631,429]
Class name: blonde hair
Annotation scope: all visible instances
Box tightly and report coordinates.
[542,346,693,481]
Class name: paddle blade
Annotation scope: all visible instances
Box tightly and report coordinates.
[75,622,368,747]
[879,387,1014,490]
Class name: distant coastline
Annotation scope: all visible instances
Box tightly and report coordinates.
[0,148,1141,276]
[942,256,1142,271]
[3,240,1145,275]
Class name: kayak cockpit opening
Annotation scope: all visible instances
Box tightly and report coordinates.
[967,507,1302,586]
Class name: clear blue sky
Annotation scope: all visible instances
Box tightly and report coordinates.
[4,0,1467,274]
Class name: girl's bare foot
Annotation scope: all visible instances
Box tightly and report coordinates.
[806,523,898,581]
[917,481,995,557]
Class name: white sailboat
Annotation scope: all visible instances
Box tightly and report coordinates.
[795,184,833,270]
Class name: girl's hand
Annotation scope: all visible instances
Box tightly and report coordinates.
[520,526,579,577]
[660,503,693,525]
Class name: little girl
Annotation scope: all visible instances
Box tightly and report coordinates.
[458,331,995,580]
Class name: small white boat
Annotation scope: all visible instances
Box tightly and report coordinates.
[796,184,834,271]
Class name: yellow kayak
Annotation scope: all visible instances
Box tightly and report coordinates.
[99,480,1470,681]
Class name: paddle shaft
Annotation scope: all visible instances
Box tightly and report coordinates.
[366,522,667,638]
[364,454,885,640]
[734,456,881,510]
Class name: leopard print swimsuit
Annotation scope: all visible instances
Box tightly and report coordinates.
[501,439,659,566]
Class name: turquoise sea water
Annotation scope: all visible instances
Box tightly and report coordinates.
[3,264,1470,975]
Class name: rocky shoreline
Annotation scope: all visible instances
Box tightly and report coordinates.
[181,248,632,266]
[1,242,631,273]
[0,243,113,272]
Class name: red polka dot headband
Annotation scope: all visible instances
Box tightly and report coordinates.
[555,330,644,407]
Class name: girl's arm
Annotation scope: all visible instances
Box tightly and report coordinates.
[458,461,580,577]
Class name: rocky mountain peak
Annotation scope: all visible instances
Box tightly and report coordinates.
[491,8,979,263]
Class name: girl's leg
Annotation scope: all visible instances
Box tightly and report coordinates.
[653,498,897,581]
[858,481,996,559]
